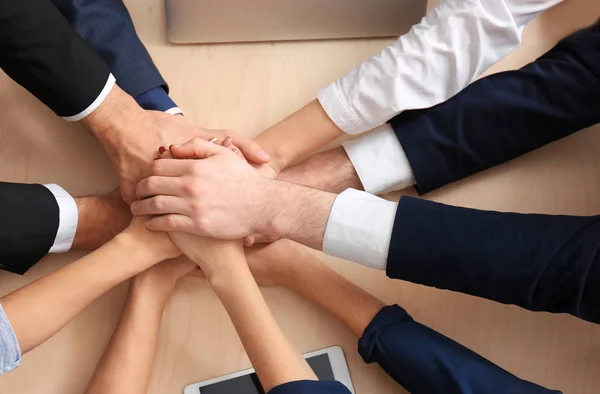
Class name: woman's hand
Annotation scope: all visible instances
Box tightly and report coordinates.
[133,255,201,295]
[121,216,181,262]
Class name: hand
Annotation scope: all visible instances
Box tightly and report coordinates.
[80,86,270,204]
[134,255,202,293]
[121,216,181,261]
[131,138,274,240]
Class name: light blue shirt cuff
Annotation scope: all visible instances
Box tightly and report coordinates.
[0,303,20,375]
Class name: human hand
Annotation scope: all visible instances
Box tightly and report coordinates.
[134,255,202,294]
[121,216,181,262]
[80,86,270,204]
[131,138,276,240]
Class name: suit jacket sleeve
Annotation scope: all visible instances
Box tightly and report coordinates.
[389,20,600,195]
[0,183,61,275]
[50,0,168,99]
[387,197,600,325]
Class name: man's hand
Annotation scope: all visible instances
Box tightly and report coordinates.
[131,138,272,239]
[79,85,270,204]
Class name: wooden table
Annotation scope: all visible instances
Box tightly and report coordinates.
[0,1,599,393]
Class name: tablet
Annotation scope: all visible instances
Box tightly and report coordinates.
[183,346,355,394]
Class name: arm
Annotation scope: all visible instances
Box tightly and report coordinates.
[387,196,600,324]
[85,258,197,394]
[172,235,320,392]
[49,0,181,113]
[255,0,562,172]
[0,182,130,275]
[246,241,561,394]
[0,217,179,371]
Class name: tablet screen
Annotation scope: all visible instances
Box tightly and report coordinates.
[199,354,335,393]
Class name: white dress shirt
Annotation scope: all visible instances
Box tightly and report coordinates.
[321,0,562,268]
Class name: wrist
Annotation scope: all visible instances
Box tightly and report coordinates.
[113,232,167,268]
[79,85,144,154]
[131,272,175,302]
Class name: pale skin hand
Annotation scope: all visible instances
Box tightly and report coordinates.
[245,240,383,338]
[78,85,270,204]
[131,138,337,250]
[170,234,318,392]
[0,217,180,355]
[85,257,199,394]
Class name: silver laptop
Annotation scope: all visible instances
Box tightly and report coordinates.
[166,0,427,44]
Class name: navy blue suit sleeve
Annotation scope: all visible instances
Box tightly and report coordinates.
[358,305,559,394]
[390,21,600,195]
[50,0,167,98]
[387,197,600,324]
[268,380,351,394]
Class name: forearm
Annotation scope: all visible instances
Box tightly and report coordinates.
[208,248,316,392]
[259,181,336,251]
[0,234,160,354]
[86,276,172,394]
[255,100,344,173]
[73,193,131,250]
[277,147,363,194]
[275,244,383,338]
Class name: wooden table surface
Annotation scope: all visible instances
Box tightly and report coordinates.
[0,1,599,393]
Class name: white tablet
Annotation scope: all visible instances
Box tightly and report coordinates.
[183,346,355,394]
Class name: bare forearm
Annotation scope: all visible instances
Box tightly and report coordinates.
[86,278,172,394]
[255,100,344,173]
[1,234,160,354]
[278,245,383,338]
[259,181,336,251]
[212,265,316,392]
[73,193,131,250]
[277,147,363,194]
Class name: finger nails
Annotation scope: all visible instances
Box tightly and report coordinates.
[222,136,233,147]
[158,146,167,154]
[257,150,271,161]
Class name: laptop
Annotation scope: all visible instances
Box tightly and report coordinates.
[165,0,427,44]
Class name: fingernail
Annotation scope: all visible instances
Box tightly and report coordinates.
[169,144,180,150]
[257,150,271,161]
[158,146,167,154]
[222,137,233,147]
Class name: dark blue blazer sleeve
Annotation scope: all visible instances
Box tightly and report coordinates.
[358,305,560,394]
[50,0,167,98]
[268,380,351,394]
[387,197,600,324]
[389,20,600,195]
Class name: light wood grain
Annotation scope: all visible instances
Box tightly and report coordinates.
[1,0,600,393]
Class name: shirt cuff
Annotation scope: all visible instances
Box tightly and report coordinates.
[62,74,116,122]
[317,83,363,135]
[0,303,21,375]
[343,124,416,195]
[323,189,397,270]
[42,185,78,254]
[136,87,183,115]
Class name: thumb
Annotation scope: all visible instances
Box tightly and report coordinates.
[231,136,271,164]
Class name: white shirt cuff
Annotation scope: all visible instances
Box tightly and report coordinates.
[343,124,416,195]
[323,189,397,270]
[43,185,78,254]
[317,83,363,135]
[165,107,184,116]
[62,74,116,122]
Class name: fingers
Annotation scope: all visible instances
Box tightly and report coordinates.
[169,138,227,160]
[131,195,189,216]
[243,235,256,247]
[145,214,196,233]
[135,176,187,199]
[145,159,194,178]
[231,136,271,164]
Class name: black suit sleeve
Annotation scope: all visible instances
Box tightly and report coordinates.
[0,0,111,118]
[387,197,600,325]
[389,20,600,195]
[0,183,60,275]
